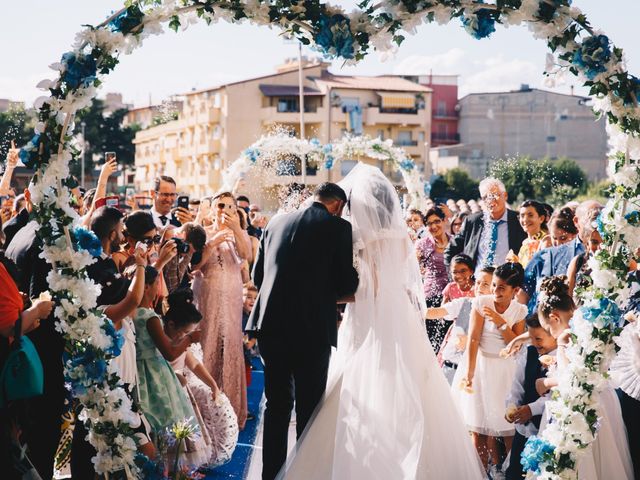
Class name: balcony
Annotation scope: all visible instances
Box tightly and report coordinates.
[197,138,220,154]
[365,106,428,127]
[431,132,461,144]
[261,105,324,124]
[196,108,221,124]
[394,140,424,157]
[433,110,459,120]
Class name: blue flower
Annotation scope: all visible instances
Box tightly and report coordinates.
[521,436,555,474]
[423,182,431,197]
[581,297,623,328]
[322,143,333,154]
[102,319,124,358]
[572,35,611,80]
[244,148,260,163]
[595,213,606,236]
[108,4,144,34]
[461,8,496,40]
[72,227,103,257]
[314,14,355,59]
[19,134,41,168]
[65,348,108,394]
[324,155,335,170]
[399,158,415,171]
[625,211,640,226]
[61,52,98,90]
[134,454,166,480]
[310,138,321,147]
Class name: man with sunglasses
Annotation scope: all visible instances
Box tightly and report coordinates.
[445,177,526,275]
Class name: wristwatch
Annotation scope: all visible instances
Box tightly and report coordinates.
[499,323,508,331]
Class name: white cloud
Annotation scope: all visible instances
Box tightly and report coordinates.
[0,72,52,106]
[460,56,538,97]
[392,48,466,75]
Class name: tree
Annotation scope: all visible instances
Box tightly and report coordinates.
[0,106,35,161]
[488,156,589,205]
[442,168,479,201]
[72,99,139,178]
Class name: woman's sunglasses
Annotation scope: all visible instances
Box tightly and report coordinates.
[139,234,161,246]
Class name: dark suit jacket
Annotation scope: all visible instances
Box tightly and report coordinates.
[6,220,51,297]
[248,202,358,350]
[2,207,30,249]
[444,209,526,267]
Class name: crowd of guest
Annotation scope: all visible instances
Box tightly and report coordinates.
[0,138,638,480]
[412,177,640,480]
[0,148,267,479]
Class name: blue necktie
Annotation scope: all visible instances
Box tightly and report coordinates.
[486,220,502,267]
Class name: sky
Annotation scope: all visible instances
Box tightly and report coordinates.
[1,1,639,108]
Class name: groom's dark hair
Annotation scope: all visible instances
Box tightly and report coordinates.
[314,182,347,203]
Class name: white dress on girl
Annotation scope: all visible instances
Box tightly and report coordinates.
[451,294,527,436]
[539,345,633,479]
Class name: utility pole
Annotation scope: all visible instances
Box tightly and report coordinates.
[81,121,86,187]
[298,42,307,184]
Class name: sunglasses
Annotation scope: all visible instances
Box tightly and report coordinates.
[139,234,161,246]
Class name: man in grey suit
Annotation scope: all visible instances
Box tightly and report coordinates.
[248,182,359,480]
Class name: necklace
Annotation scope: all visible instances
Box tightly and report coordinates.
[434,235,448,250]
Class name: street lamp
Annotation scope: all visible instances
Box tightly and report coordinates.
[80,121,86,188]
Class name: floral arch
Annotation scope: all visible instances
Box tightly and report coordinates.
[20,0,640,477]
[221,132,431,211]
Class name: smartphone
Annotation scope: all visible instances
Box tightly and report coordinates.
[105,151,116,163]
[177,195,189,210]
[96,195,119,208]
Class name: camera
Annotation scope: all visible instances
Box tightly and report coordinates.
[172,237,190,254]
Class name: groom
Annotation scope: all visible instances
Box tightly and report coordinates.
[248,182,359,480]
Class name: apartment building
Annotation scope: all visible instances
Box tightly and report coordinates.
[455,85,607,179]
[133,58,432,199]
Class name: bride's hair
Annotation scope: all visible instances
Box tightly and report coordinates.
[538,275,574,318]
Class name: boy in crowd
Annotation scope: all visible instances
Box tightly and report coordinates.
[504,313,557,480]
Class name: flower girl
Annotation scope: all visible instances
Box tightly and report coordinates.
[534,276,633,479]
[164,290,239,467]
[452,262,528,476]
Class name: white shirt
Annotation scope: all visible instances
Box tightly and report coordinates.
[150,207,171,229]
[475,210,509,275]
[505,348,556,437]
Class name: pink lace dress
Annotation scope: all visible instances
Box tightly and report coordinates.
[193,231,249,429]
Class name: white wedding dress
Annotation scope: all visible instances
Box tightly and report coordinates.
[277,164,485,479]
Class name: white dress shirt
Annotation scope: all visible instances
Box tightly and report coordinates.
[505,348,556,437]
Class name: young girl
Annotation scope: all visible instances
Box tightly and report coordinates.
[452,262,528,477]
[134,267,211,468]
[442,254,475,302]
[536,276,633,479]
[428,266,494,383]
[164,289,239,467]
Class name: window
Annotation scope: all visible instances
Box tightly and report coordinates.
[341,160,357,176]
[341,97,360,109]
[212,125,222,139]
[377,129,384,140]
[397,131,412,143]
[546,136,556,142]
[418,131,425,143]
[437,101,447,116]
[277,98,298,113]
[213,93,221,108]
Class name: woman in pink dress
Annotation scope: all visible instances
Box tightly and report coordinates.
[193,192,252,429]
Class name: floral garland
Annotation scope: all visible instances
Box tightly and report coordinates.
[21,0,640,476]
[222,132,430,211]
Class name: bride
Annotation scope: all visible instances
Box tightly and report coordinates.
[277,163,485,479]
